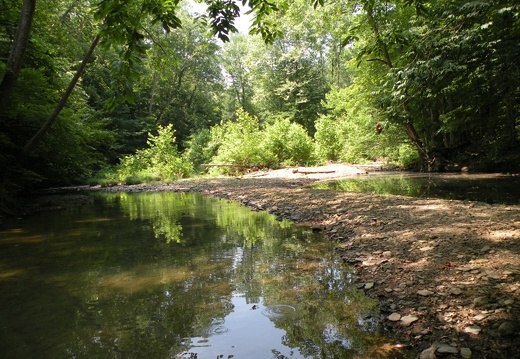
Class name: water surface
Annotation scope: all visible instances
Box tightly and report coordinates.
[312,172,520,204]
[0,192,409,359]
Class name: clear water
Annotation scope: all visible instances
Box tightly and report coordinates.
[312,172,520,205]
[0,192,410,359]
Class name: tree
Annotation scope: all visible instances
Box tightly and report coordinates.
[0,0,36,116]
[6,0,286,167]
[221,34,256,115]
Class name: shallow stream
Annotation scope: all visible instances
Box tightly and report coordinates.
[312,172,520,205]
[0,192,410,359]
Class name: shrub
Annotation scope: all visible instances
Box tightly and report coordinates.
[116,124,192,182]
[262,117,316,166]
[183,128,215,173]
[210,110,275,174]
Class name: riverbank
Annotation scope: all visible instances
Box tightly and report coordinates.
[27,165,520,358]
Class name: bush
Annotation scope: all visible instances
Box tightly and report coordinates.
[210,110,275,174]
[183,128,215,173]
[262,117,316,166]
[314,115,347,162]
[116,124,192,182]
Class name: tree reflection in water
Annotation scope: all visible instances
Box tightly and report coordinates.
[0,192,412,358]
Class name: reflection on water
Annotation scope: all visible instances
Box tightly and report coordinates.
[0,192,410,358]
[312,172,520,204]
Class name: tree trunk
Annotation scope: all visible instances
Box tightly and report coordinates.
[17,34,101,165]
[0,0,37,117]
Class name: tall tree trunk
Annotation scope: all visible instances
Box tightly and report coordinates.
[17,34,101,165]
[0,0,37,117]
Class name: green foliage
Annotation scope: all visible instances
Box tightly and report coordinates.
[314,116,347,162]
[315,85,410,165]
[117,124,192,183]
[183,128,215,173]
[262,116,316,166]
[210,109,275,174]
[398,143,420,168]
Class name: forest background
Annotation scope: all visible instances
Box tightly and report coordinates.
[1,0,519,212]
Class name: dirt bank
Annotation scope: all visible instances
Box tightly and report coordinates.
[31,165,520,358]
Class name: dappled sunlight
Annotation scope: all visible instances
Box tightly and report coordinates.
[484,229,520,241]
[407,203,450,212]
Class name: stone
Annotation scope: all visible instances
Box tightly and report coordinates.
[387,313,401,321]
[464,325,482,335]
[417,289,434,296]
[497,321,515,336]
[450,287,463,296]
[364,282,374,289]
[473,296,488,307]
[400,315,419,327]
[473,314,487,321]
[436,344,458,354]
[503,299,514,306]
[419,343,439,359]
[460,347,472,358]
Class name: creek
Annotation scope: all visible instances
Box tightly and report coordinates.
[312,172,520,205]
[0,191,412,359]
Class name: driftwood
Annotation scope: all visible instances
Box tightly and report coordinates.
[202,164,242,167]
[292,168,336,175]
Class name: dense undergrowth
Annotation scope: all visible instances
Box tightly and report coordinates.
[88,109,417,186]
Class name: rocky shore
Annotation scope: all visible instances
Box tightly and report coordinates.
[30,165,520,358]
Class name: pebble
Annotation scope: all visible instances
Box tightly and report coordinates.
[387,313,401,321]
[400,315,419,327]
[473,296,488,307]
[460,347,472,358]
[473,314,487,321]
[464,325,482,335]
[364,282,374,289]
[450,287,463,296]
[497,321,515,336]
[417,289,434,296]
[436,344,458,354]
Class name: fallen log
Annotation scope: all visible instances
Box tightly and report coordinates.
[293,168,336,175]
